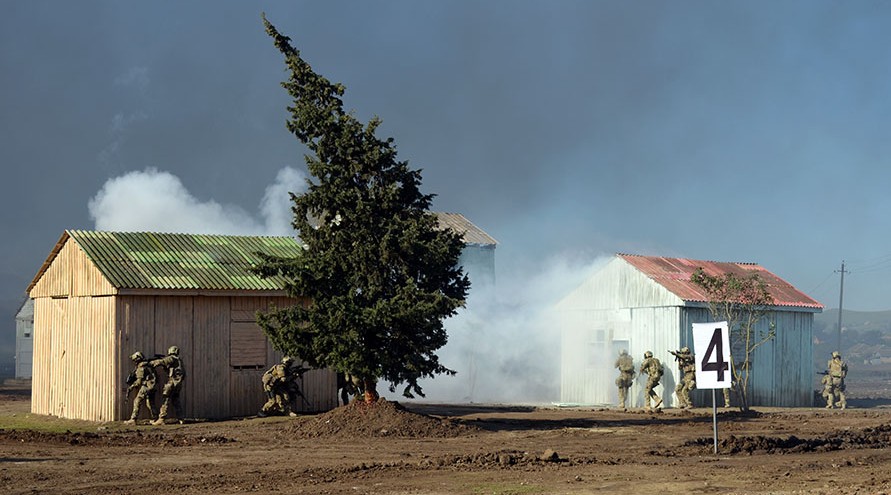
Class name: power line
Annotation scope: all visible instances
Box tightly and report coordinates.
[846,253,891,273]
[807,271,836,296]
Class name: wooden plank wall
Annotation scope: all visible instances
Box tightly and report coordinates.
[30,239,115,298]
[152,296,195,418]
[31,296,115,421]
[116,294,337,420]
[191,296,231,418]
[35,290,337,421]
[232,296,338,415]
[117,296,156,420]
[30,298,58,416]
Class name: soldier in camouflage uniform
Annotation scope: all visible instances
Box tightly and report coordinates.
[673,346,696,409]
[150,345,185,425]
[259,356,300,417]
[124,351,157,425]
[639,351,663,411]
[614,350,635,410]
[820,371,834,408]
[827,351,848,409]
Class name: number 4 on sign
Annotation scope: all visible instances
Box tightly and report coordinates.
[701,328,729,381]
[692,321,731,389]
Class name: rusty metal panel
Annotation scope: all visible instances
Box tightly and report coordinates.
[618,253,823,310]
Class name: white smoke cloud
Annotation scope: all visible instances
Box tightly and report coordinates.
[88,167,306,235]
[260,167,305,236]
[399,254,610,404]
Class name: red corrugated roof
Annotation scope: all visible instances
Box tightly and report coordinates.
[618,253,823,310]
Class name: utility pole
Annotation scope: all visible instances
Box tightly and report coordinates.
[835,260,848,353]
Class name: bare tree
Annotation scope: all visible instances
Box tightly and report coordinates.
[690,268,775,411]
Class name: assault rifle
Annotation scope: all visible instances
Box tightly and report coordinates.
[816,370,830,376]
[284,369,313,409]
[668,350,689,361]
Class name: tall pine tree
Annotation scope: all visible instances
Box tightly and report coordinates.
[253,15,469,403]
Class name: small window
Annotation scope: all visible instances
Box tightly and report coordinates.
[23,333,31,338]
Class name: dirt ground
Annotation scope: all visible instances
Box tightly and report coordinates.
[3,386,891,494]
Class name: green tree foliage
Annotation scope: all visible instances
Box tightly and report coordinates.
[253,15,470,404]
[690,268,775,411]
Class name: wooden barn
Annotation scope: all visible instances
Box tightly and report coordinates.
[557,254,823,408]
[26,230,338,421]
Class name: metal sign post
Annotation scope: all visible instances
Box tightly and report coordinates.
[693,321,731,454]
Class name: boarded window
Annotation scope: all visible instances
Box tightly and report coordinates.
[230,322,266,368]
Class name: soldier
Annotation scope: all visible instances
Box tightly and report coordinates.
[614,349,635,410]
[124,351,157,425]
[150,345,185,425]
[820,371,834,408]
[671,346,696,409]
[259,356,301,417]
[337,372,363,406]
[639,351,663,411]
[722,387,731,408]
[828,351,848,409]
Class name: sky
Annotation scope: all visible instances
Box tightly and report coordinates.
[3,1,891,382]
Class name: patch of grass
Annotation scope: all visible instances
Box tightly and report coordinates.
[0,412,112,433]
[470,483,544,495]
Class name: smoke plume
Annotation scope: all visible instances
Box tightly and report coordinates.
[400,255,609,404]
[88,167,306,235]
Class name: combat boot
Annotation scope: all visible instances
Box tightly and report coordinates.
[123,419,136,425]
[151,418,166,426]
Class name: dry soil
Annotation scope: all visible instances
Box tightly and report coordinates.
[2,385,891,494]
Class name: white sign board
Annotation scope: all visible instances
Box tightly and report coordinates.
[692,321,731,389]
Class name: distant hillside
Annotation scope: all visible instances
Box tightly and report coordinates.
[814,308,891,367]
[810,309,891,398]
[816,309,891,333]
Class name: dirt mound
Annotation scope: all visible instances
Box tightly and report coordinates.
[291,399,479,439]
[687,423,891,454]
[0,429,235,447]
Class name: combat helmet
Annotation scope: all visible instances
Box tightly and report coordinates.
[167,345,180,356]
[680,346,690,353]
[282,356,295,365]
[832,351,841,358]
[644,351,653,358]
[130,351,144,362]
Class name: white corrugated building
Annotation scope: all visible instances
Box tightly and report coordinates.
[557,254,823,408]
[15,298,34,379]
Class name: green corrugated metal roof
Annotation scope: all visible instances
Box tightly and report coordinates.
[66,230,304,291]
